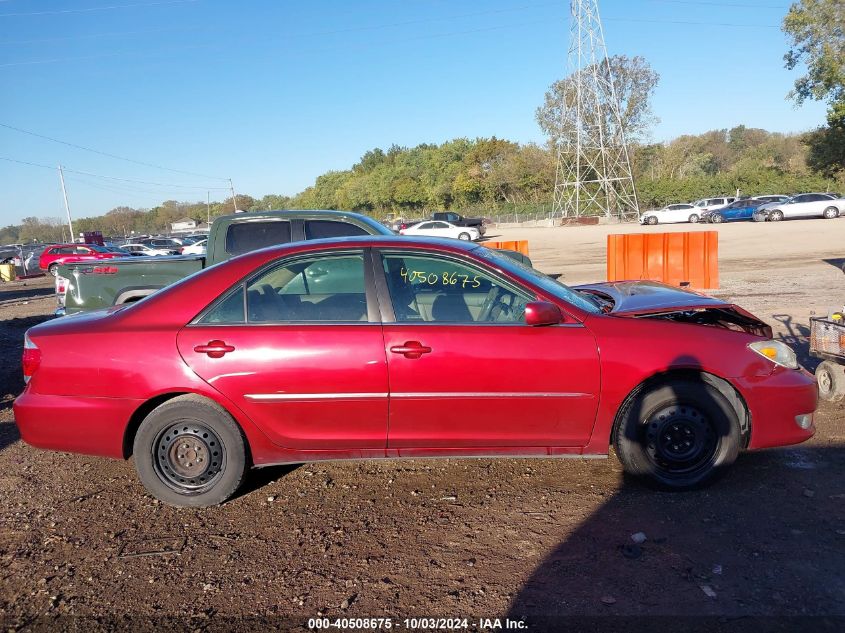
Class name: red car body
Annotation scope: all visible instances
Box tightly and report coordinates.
[39,243,121,272]
[15,237,816,503]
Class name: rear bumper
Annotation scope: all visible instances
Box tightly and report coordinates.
[13,390,141,459]
[737,368,818,450]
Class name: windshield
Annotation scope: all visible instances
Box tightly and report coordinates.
[475,247,601,314]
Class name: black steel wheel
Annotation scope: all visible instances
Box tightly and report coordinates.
[614,379,741,490]
[134,395,247,506]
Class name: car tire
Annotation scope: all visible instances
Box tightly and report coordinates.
[646,216,658,225]
[458,232,471,241]
[769,210,784,222]
[48,264,58,277]
[133,394,248,507]
[816,361,845,402]
[688,214,699,223]
[614,380,741,490]
[710,213,723,224]
[823,206,839,219]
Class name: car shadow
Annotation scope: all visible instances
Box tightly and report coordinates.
[231,463,302,501]
[507,357,838,629]
[822,258,845,274]
[0,419,20,454]
[0,285,54,306]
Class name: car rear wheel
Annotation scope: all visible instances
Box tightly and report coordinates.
[48,264,58,277]
[688,214,700,223]
[133,395,248,507]
[816,361,845,402]
[614,380,741,490]
[646,216,658,225]
[823,206,839,219]
[458,232,471,241]
[769,210,784,222]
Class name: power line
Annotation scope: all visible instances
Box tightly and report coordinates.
[605,16,779,29]
[649,0,788,9]
[0,122,227,180]
[0,0,200,18]
[0,156,230,189]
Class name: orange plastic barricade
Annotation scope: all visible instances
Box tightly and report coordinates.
[483,240,530,257]
[606,231,719,289]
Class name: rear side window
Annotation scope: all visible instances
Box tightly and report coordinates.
[304,220,369,240]
[225,221,292,256]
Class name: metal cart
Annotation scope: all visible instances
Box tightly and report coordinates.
[810,316,845,401]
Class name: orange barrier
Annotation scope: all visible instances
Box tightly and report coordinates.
[484,240,530,257]
[607,231,719,289]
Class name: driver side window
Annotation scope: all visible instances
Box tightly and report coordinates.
[381,253,532,324]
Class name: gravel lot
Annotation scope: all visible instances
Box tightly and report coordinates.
[1,219,843,631]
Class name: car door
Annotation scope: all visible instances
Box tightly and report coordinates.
[376,249,601,450]
[177,249,389,451]
[784,194,811,218]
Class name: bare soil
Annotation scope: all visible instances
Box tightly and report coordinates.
[1,219,844,631]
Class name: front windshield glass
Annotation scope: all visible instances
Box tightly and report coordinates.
[475,247,601,314]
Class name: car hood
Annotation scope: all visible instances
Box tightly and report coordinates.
[574,280,771,336]
[575,280,726,314]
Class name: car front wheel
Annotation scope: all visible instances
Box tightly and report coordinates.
[769,210,784,222]
[133,395,248,507]
[710,213,724,224]
[646,216,658,225]
[48,264,59,277]
[614,380,741,490]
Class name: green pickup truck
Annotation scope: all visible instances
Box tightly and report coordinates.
[55,210,394,315]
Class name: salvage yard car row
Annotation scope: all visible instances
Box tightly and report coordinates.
[639,192,844,225]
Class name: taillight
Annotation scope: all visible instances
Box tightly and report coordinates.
[22,332,41,384]
[56,275,68,296]
[179,247,184,254]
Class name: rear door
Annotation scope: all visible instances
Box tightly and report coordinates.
[177,249,389,450]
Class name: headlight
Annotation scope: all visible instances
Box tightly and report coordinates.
[748,340,799,369]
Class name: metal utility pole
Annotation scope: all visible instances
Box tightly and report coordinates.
[206,191,211,225]
[553,0,640,221]
[228,178,238,212]
[58,165,76,241]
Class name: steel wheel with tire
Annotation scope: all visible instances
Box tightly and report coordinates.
[614,380,741,490]
[133,394,248,507]
[710,213,724,224]
[823,206,839,219]
[458,232,471,241]
[816,361,845,402]
[48,264,58,277]
[769,210,784,222]
[646,216,658,225]
[688,214,700,223]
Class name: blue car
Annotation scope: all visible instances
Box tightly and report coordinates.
[705,198,761,223]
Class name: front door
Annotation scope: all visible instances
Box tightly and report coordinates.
[177,250,389,450]
[376,250,601,450]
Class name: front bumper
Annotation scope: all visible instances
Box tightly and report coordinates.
[736,367,818,450]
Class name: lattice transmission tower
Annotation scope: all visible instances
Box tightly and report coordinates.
[552,0,640,220]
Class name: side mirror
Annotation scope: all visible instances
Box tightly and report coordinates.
[524,301,563,326]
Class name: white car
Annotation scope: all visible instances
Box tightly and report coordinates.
[640,203,702,225]
[120,243,172,256]
[400,220,480,241]
[181,238,207,255]
[758,193,844,222]
[692,196,737,214]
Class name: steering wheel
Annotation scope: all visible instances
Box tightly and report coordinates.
[478,286,502,322]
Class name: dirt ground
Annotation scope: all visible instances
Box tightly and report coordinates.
[1,219,843,631]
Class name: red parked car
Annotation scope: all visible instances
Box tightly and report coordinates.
[15,237,817,506]
[39,243,122,276]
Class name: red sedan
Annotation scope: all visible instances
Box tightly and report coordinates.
[39,243,122,276]
[15,237,817,506]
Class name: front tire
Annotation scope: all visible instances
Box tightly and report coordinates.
[816,361,845,402]
[133,395,248,507]
[769,210,784,222]
[458,232,471,241]
[823,206,839,219]
[614,380,741,490]
[646,216,658,225]
[710,213,724,224]
[688,214,700,223]
[48,264,58,277]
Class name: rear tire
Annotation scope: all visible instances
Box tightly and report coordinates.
[133,395,248,507]
[769,210,784,222]
[816,361,845,402]
[614,380,741,490]
[458,232,471,241]
[823,206,839,219]
[688,214,700,223]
